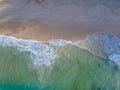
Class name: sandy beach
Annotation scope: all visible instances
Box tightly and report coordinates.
[0,1,120,89]
[0,20,120,41]
[0,0,120,41]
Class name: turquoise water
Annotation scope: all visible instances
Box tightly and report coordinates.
[0,84,42,90]
[0,44,120,90]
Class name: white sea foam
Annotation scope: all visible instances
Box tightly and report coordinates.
[77,32,120,66]
[0,33,120,66]
[0,35,77,66]
[0,35,57,66]
[0,35,85,66]
[109,54,120,65]
[48,39,72,47]
[0,34,82,67]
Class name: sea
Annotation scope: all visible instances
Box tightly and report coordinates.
[0,32,120,90]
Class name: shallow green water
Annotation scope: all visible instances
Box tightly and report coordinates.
[39,45,120,90]
[0,45,120,90]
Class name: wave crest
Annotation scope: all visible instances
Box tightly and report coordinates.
[78,32,120,65]
[0,32,120,66]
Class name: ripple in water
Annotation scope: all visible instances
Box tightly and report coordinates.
[0,33,120,90]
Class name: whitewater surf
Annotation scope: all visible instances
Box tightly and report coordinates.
[0,32,120,90]
[0,0,120,90]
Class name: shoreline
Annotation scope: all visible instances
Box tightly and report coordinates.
[0,0,120,41]
[0,20,120,42]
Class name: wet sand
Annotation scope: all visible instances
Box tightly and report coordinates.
[0,0,120,41]
[0,20,120,41]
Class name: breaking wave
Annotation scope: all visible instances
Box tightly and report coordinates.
[0,32,120,90]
